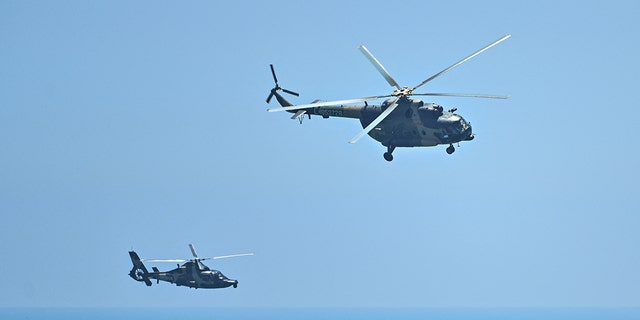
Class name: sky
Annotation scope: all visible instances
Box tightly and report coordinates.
[1,0,639,309]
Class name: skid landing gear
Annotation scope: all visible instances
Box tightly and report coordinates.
[383,145,396,162]
[446,144,455,155]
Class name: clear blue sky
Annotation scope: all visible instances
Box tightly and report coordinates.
[1,0,639,308]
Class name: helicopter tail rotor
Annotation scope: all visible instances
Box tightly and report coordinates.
[128,251,152,286]
[266,64,299,103]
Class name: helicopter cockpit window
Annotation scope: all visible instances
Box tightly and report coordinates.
[459,117,470,131]
[202,272,214,280]
[455,121,467,133]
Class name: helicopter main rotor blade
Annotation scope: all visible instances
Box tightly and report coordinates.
[358,45,401,90]
[206,253,255,260]
[189,244,199,259]
[267,95,392,113]
[348,99,399,144]
[411,93,510,99]
[412,34,511,91]
[141,259,187,263]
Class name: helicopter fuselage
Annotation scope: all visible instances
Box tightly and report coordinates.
[146,261,238,289]
[266,35,509,161]
[128,251,240,289]
[275,93,474,149]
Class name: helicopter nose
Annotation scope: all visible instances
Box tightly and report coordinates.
[465,133,475,141]
[464,125,474,141]
[231,280,238,288]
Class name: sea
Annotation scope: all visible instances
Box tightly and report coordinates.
[1,308,639,320]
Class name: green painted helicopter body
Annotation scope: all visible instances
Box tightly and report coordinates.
[266,35,510,161]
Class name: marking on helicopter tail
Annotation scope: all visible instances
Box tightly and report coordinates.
[316,108,344,117]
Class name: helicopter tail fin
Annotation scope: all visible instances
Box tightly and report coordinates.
[128,251,152,286]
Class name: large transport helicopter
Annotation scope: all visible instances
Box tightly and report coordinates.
[128,244,253,289]
[266,34,510,161]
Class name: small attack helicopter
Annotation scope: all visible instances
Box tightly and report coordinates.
[128,244,253,289]
[266,34,510,161]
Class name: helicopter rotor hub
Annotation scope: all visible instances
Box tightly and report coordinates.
[392,86,414,97]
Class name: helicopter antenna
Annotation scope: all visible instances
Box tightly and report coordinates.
[266,64,299,103]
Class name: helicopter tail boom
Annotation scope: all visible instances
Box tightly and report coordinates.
[128,251,153,286]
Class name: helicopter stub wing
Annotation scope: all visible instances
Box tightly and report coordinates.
[291,110,307,119]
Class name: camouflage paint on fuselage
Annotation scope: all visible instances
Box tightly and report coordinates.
[128,251,239,289]
[273,91,474,148]
[147,261,237,289]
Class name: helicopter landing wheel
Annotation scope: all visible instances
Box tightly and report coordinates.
[384,145,396,162]
[446,144,455,155]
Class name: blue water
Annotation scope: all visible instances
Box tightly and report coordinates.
[1,308,639,320]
